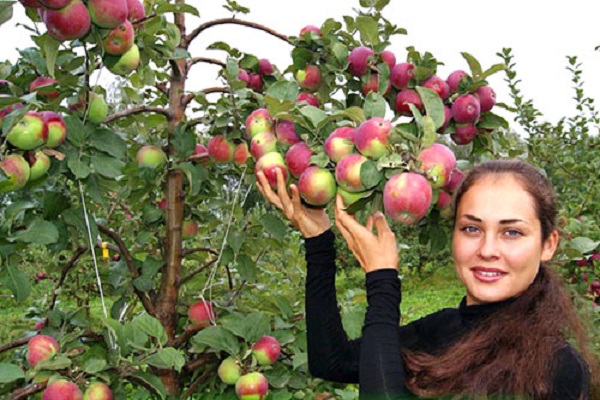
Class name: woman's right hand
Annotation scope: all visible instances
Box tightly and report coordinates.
[256,168,331,238]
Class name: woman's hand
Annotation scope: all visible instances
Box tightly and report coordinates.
[334,195,399,273]
[256,169,331,238]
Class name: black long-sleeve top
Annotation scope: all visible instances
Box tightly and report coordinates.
[305,230,590,399]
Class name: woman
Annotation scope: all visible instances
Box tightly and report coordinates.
[256,159,598,399]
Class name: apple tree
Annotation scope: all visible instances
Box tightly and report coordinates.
[0,0,513,398]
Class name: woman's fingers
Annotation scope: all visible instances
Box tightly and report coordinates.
[256,171,282,209]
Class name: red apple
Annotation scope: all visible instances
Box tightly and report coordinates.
[451,94,481,123]
[218,357,241,385]
[30,76,59,100]
[192,143,209,164]
[437,190,452,209]
[187,300,215,327]
[235,372,269,400]
[354,117,392,160]
[19,0,44,8]
[233,142,250,165]
[28,334,59,367]
[39,0,69,8]
[247,74,264,92]
[6,111,48,150]
[275,119,300,146]
[126,0,145,23]
[443,168,464,192]
[250,131,278,160]
[395,89,423,117]
[348,46,374,77]
[28,150,51,181]
[136,145,166,168]
[335,153,369,192]
[361,74,390,96]
[383,172,433,224]
[88,0,127,28]
[83,382,113,400]
[255,152,288,189]
[251,335,281,365]
[208,135,234,163]
[0,154,31,193]
[43,0,91,41]
[42,380,82,400]
[156,198,167,210]
[245,108,273,139]
[299,25,321,37]
[421,75,450,100]
[182,220,198,239]
[102,20,134,55]
[40,111,67,148]
[297,92,320,107]
[417,143,456,189]
[390,62,414,90]
[446,70,469,93]
[298,166,336,207]
[451,122,478,145]
[324,126,355,162]
[380,50,396,69]
[284,142,312,178]
[258,58,274,76]
[474,85,496,112]
[296,65,322,92]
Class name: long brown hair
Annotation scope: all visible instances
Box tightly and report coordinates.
[402,159,600,398]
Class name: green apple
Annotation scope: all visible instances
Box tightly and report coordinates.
[87,93,109,124]
[6,111,48,150]
[136,145,166,168]
[0,154,31,193]
[29,151,51,181]
[104,44,140,76]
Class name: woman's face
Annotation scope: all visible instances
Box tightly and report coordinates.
[452,175,558,305]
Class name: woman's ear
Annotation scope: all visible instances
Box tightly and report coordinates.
[541,229,559,262]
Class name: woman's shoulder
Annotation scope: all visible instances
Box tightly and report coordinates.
[551,343,590,398]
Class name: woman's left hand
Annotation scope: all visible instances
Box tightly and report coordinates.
[334,195,399,274]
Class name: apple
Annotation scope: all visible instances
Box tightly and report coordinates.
[421,75,450,100]
[257,59,274,76]
[299,25,321,37]
[451,122,478,145]
[395,89,423,117]
[314,393,334,400]
[6,111,48,150]
[284,142,312,178]
[104,44,140,76]
[83,382,113,400]
[136,145,166,168]
[19,0,44,8]
[40,111,67,148]
[238,68,250,85]
[0,154,31,193]
[156,198,167,210]
[87,93,109,124]
[0,103,24,127]
[28,150,51,181]
[233,142,250,165]
[451,94,481,123]
[235,372,269,400]
[43,0,91,41]
[254,152,288,189]
[30,76,59,100]
[27,334,59,367]
[275,119,300,146]
[252,335,281,365]
[34,321,45,330]
[324,126,355,162]
[88,0,127,28]
[354,117,392,160]
[380,50,396,69]
[296,92,320,107]
[42,380,82,400]
[187,300,215,327]
[475,85,496,112]
[437,190,452,209]
[446,70,469,93]
[348,46,374,76]
[443,168,464,192]
[182,220,199,239]
[296,65,322,92]
[218,357,241,385]
[208,135,234,163]
[298,166,336,207]
[383,172,433,224]
[390,62,414,90]
[102,20,134,55]
[417,143,456,189]
[250,132,278,160]
[335,153,369,192]
[192,143,209,164]
[39,0,69,8]
[247,74,264,92]
[245,108,273,139]
[361,73,390,96]
[126,0,145,22]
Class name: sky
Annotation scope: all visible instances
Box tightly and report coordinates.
[1,0,599,130]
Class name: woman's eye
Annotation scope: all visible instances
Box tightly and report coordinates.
[505,229,522,237]
[461,226,479,234]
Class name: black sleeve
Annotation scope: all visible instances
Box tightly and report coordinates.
[551,345,590,399]
[305,229,361,383]
[359,269,412,399]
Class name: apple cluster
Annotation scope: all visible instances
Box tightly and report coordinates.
[18,0,144,76]
[238,58,276,93]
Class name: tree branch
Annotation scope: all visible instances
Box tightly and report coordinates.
[180,259,218,286]
[182,247,218,257]
[0,336,29,354]
[9,382,47,400]
[97,224,158,316]
[187,57,226,69]
[50,246,88,310]
[181,364,215,399]
[201,86,230,95]
[186,18,291,47]
[104,106,171,124]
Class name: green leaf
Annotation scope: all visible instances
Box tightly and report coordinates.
[332,42,348,62]
[363,92,386,119]
[568,237,600,255]
[356,16,379,46]
[129,371,167,400]
[360,160,382,189]
[146,348,186,372]
[177,162,206,197]
[461,52,483,79]
[300,106,327,128]
[5,200,36,221]
[13,219,59,245]
[65,149,91,179]
[292,352,308,370]
[89,128,127,159]
[0,1,13,27]
[0,264,30,302]
[236,253,257,281]
[172,125,196,158]
[341,106,366,124]
[133,314,167,346]
[43,191,70,220]
[481,63,506,80]
[223,312,270,342]
[64,115,88,146]
[91,154,125,178]
[155,3,199,16]
[419,115,437,148]
[477,112,509,130]
[43,35,61,78]
[259,214,287,241]
[227,230,245,253]
[416,86,445,130]
[35,355,72,370]
[342,305,365,339]
[266,81,299,102]
[191,326,240,355]
[0,363,25,383]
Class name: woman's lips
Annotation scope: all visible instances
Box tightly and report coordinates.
[471,266,507,283]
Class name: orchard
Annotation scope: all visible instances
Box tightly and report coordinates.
[0,0,598,399]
